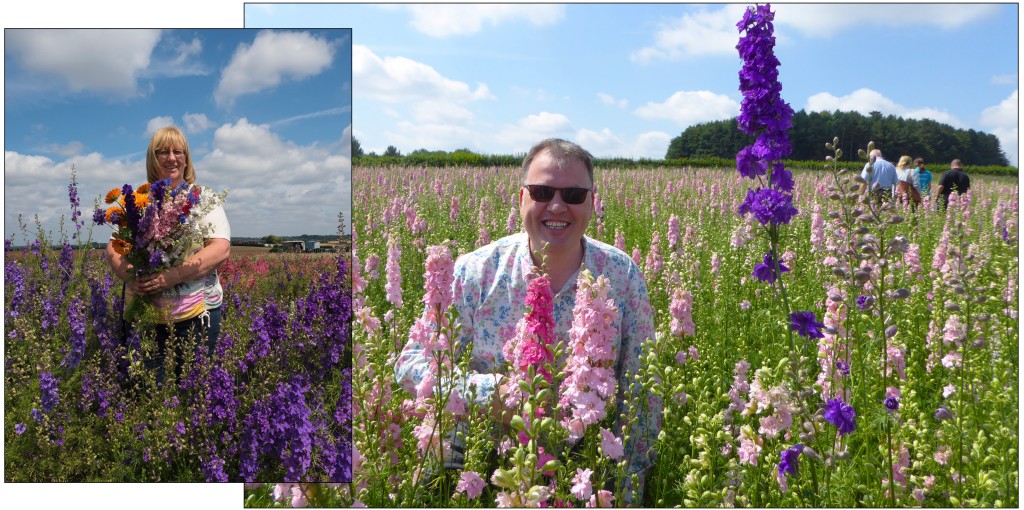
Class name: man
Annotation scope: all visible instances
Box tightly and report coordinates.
[396,138,659,502]
[914,157,932,197]
[860,149,898,202]
[936,159,971,210]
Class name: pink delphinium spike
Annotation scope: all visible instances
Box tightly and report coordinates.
[669,288,695,337]
[384,236,403,309]
[558,270,619,441]
[501,271,556,407]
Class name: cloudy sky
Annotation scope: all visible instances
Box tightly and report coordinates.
[245,3,1017,166]
[5,28,352,242]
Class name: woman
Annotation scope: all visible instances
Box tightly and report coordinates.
[106,126,230,383]
[894,155,921,207]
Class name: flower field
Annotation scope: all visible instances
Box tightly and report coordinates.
[335,157,1018,508]
[4,177,352,482]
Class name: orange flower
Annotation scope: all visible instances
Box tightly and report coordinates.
[111,238,132,255]
[133,192,150,209]
[104,206,125,224]
[137,183,151,194]
[105,188,122,204]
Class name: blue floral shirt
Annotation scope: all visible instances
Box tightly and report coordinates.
[396,233,661,488]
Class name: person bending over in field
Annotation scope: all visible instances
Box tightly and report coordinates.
[395,138,660,503]
[861,148,899,203]
[106,126,231,384]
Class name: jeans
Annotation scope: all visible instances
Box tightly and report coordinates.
[143,306,222,386]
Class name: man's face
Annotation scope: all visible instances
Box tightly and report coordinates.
[518,151,594,254]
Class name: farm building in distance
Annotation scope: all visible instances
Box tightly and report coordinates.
[280,240,321,252]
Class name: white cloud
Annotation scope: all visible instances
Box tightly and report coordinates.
[413,100,476,125]
[805,88,963,127]
[4,119,351,239]
[492,112,575,153]
[979,90,1018,166]
[573,129,672,159]
[598,93,628,109]
[386,121,478,154]
[632,4,1000,63]
[406,4,565,37]
[631,5,749,62]
[991,74,1017,86]
[182,113,214,134]
[577,128,626,157]
[353,45,493,103]
[634,90,739,127]
[41,141,85,158]
[634,131,674,159]
[215,30,335,107]
[4,29,162,97]
[775,4,1001,38]
[146,116,176,136]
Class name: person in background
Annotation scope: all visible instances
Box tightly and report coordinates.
[894,155,920,207]
[936,159,971,210]
[860,148,898,202]
[915,157,933,199]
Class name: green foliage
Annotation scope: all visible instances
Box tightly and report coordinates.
[669,110,1012,167]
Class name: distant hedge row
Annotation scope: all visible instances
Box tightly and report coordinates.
[354,153,1018,177]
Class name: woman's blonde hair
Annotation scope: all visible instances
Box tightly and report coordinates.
[896,155,913,170]
[145,126,196,184]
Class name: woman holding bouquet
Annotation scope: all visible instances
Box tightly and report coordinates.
[106,126,230,384]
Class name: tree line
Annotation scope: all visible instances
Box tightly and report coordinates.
[667,110,1011,167]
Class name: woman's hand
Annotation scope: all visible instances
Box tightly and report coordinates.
[130,267,181,295]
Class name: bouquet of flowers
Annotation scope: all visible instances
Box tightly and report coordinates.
[93,178,223,320]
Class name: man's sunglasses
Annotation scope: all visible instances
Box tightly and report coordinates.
[522,184,591,205]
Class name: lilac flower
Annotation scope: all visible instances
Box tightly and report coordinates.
[752,251,789,283]
[39,371,59,414]
[835,360,850,376]
[739,188,799,226]
[777,443,804,479]
[735,3,795,180]
[824,398,856,435]
[14,423,26,435]
[884,396,900,413]
[790,311,825,339]
[934,406,953,421]
[856,294,871,310]
[63,298,87,369]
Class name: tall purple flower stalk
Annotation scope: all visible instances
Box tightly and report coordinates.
[735,3,796,224]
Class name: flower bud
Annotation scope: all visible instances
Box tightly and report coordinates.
[836,148,843,158]
[885,325,898,338]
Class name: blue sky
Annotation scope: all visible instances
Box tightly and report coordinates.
[5,28,352,240]
[246,3,1018,166]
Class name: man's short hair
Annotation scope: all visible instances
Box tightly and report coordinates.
[914,157,925,166]
[869,149,883,159]
[950,159,963,169]
[521,138,594,186]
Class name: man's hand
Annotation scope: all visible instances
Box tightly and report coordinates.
[491,382,516,433]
